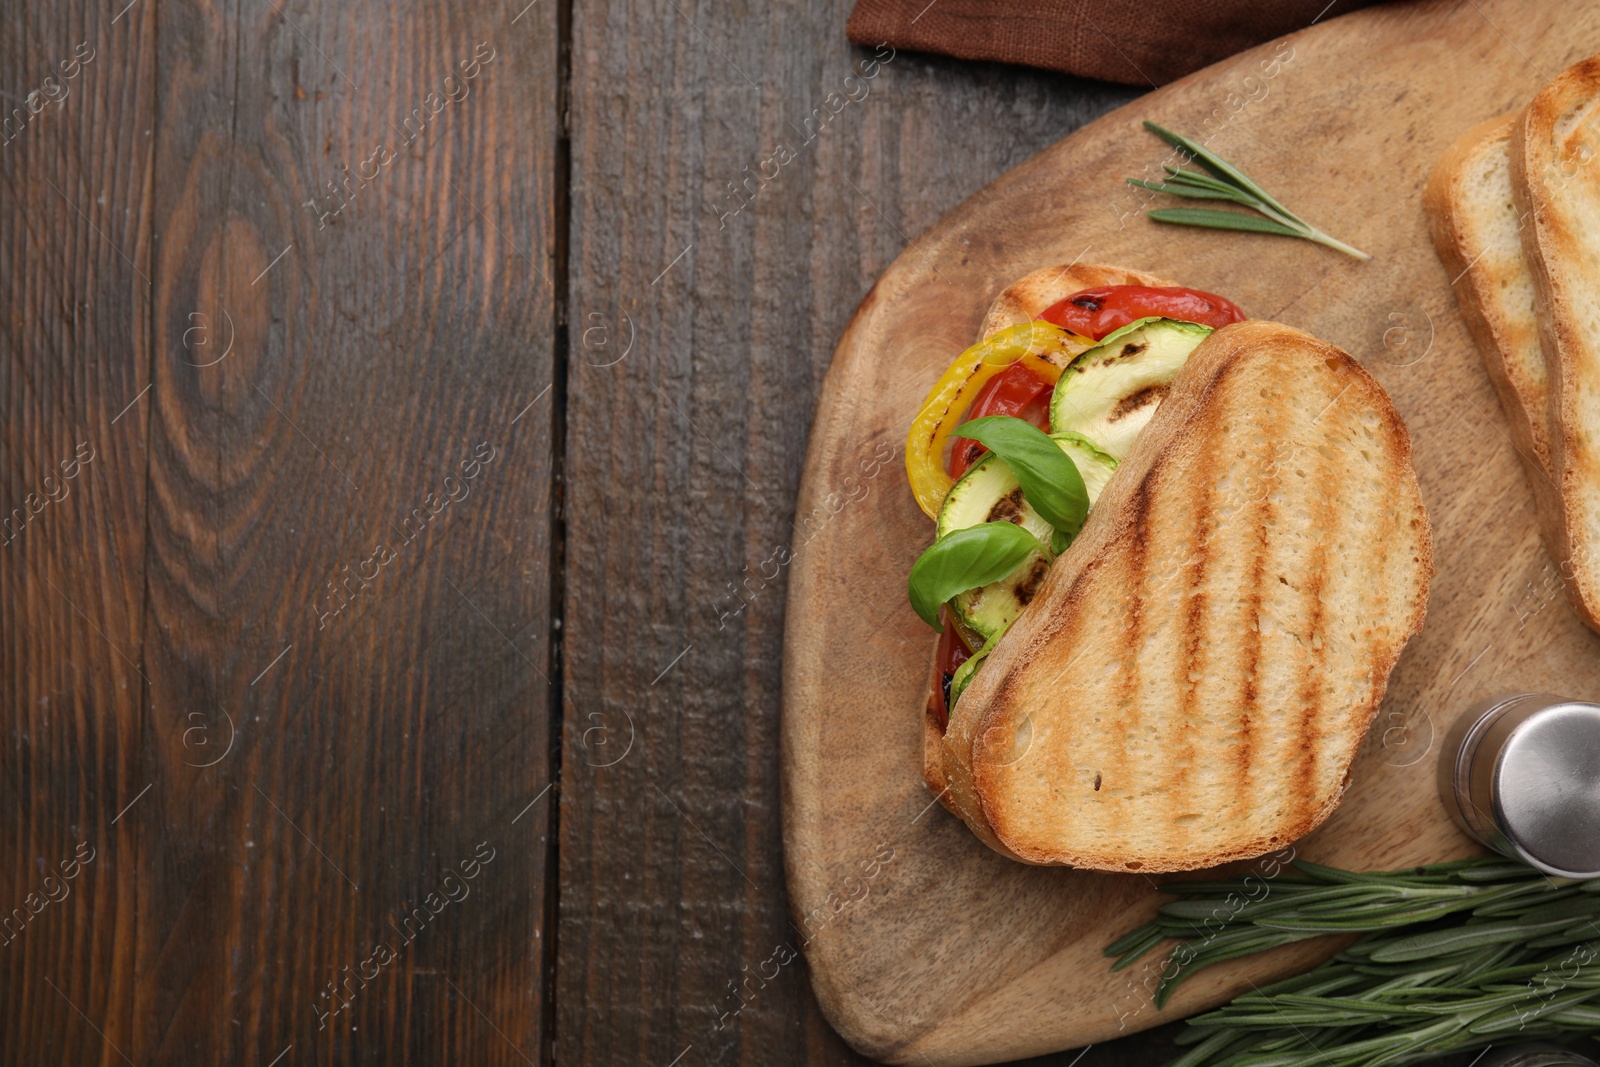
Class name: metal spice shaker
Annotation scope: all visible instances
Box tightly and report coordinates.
[1438,693,1600,879]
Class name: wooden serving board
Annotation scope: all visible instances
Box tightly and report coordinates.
[781,2,1600,1063]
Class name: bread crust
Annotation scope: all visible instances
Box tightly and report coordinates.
[1427,117,1574,614]
[1425,114,1550,470]
[1425,114,1565,566]
[1512,55,1600,630]
[923,320,1432,870]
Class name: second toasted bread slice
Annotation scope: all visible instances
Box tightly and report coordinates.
[1426,115,1563,560]
[1515,56,1600,629]
[934,322,1433,871]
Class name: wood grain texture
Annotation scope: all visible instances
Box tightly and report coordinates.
[784,1,1600,1063]
[556,0,1153,1063]
[4,0,559,1063]
[134,1,560,1062]
[0,3,154,1063]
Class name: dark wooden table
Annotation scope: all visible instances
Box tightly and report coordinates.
[2,3,1483,1065]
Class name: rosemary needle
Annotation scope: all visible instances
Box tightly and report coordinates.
[1105,856,1600,1066]
[1127,121,1371,261]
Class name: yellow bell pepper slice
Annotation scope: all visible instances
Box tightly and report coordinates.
[905,321,1092,520]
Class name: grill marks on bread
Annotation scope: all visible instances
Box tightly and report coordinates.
[933,321,1433,871]
[1168,414,1215,842]
[1291,451,1335,833]
[1169,366,1309,845]
[1233,470,1270,828]
[1218,378,1289,836]
[1110,483,1154,802]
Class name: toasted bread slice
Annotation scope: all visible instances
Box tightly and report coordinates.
[932,321,1432,870]
[1514,56,1600,629]
[924,263,1178,807]
[1426,115,1563,563]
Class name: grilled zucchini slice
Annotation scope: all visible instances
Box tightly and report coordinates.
[936,432,1116,641]
[1049,317,1212,460]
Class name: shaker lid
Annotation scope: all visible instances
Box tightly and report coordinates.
[1496,700,1600,878]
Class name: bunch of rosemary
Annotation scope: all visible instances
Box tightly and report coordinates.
[1106,857,1600,1066]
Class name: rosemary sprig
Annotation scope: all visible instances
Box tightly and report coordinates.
[1105,857,1600,1066]
[1127,120,1371,260]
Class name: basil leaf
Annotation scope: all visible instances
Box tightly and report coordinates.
[954,415,1090,535]
[1050,528,1071,556]
[907,522,1043,630]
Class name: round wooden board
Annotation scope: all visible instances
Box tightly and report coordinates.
[780,2,1600,1063]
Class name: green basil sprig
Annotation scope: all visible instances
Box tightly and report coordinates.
[954,416,1089,536]
[907,522,1043,630]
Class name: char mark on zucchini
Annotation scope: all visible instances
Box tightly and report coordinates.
[985,487,1027,525]
[1012,557,1051,606]
[1111,383,1169,421]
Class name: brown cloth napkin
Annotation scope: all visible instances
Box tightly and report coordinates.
[846,1,1386,86]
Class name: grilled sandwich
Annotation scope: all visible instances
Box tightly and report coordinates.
[912,307,1432,870]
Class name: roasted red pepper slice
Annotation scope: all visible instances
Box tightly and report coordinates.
[1039,284,1246,341]
[931,613,973,733]
[946,362,1052,479]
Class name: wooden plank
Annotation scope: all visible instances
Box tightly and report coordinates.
[783,2,1600,1063]
[117,1,560,1063]
[0,4,154,1064]
[558,0,1139,1060]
